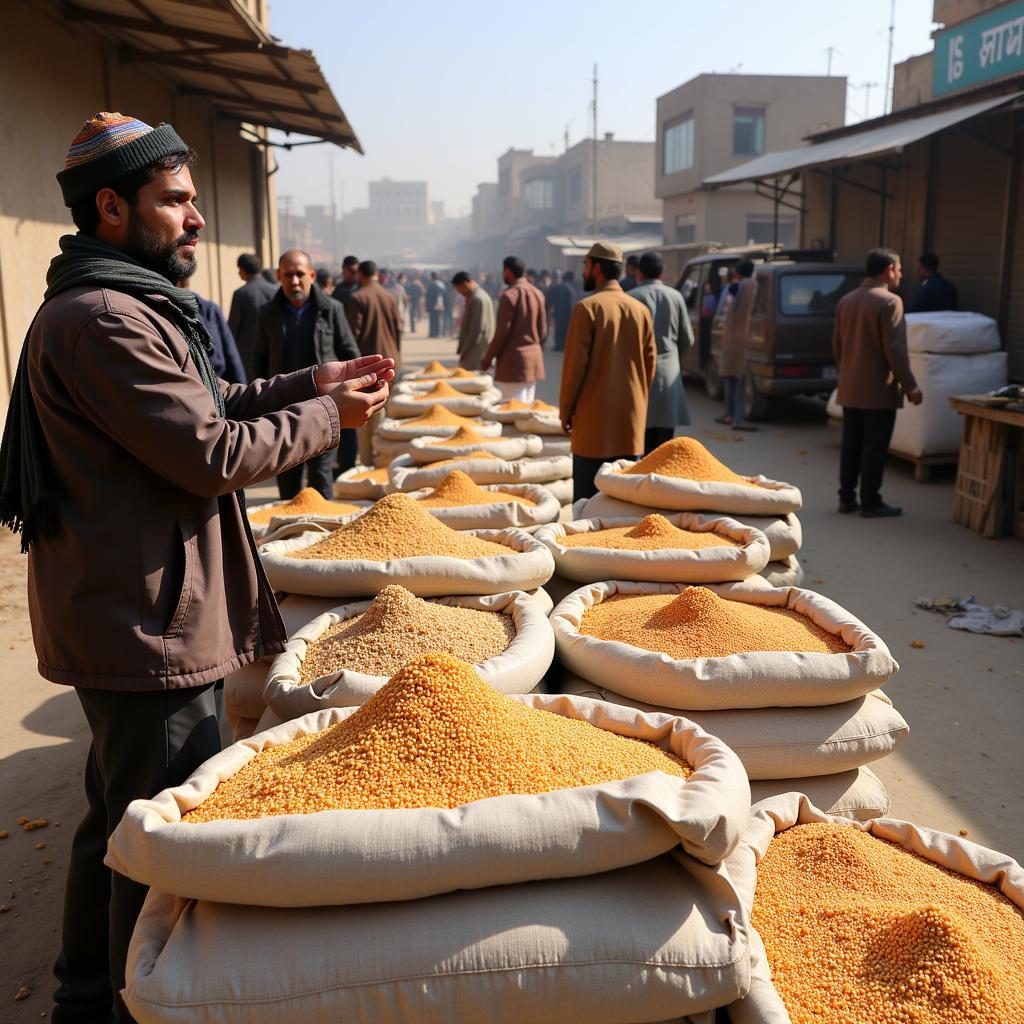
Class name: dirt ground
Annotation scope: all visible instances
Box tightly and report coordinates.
[1,327,1022,1017]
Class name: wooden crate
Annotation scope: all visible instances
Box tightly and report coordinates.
[953,414,1010,538]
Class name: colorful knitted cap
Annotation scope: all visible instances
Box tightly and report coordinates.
[56,112,189,207]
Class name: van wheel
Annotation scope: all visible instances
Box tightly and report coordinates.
[744,374,771,421]
[704,360,723,400]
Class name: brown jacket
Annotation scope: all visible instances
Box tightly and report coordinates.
[559,280,656,459]
[482,279,546,383]
[833,280,918,409]
[345,281,402,369]
[26,286,340,691]
[718,277,758,377]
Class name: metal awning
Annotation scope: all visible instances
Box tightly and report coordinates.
[704,90,1024,187]
[57,0,362,152]
[547,232,664,258]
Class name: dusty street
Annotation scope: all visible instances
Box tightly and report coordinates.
[1,327,1021,1016]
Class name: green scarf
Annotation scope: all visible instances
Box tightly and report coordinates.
[0,233,225,551]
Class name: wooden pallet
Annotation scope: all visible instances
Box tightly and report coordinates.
[886,446,958,483]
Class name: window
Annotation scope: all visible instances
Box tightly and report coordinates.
[746,215,797,247]
[678,266,700,310]
[498,167,510,197]
[569,167,583,203]
[523,178,554,210]
[733,106,766,156]
[663,114,694,174]
[675,213,696,244]
[778,273,861,316]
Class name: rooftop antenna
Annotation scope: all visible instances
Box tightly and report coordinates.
[856,81,880,120]
[825,46,839,76]
[883,0,896,113]
[590,63,598,234]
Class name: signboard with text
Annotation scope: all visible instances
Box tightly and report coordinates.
[933,0,1024,96]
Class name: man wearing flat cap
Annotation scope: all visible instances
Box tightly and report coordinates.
[560,241,656,501]
[0,112,395,1022]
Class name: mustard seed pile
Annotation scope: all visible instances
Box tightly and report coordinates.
[580,587,849,658]
[288,493,511,562]
[400,405,480,429]
[417,471,536,508]
[185,653,690,819]
[623,437,759,486]
[427,425,493,447]
[248,489,361,526]
[414,380,463,400]
[415,360,453,378]
[298,585,515,681]
[561,514,741,551]
[753,823,1024,1023]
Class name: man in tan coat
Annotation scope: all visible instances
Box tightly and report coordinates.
[560,241,656,501]
[481,255,546,403]
[833,247,922,517]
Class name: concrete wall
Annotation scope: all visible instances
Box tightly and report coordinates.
[933,0,1012,27]
[893,52,936,110]
[0,1,278,396]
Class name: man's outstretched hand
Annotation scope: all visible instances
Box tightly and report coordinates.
[314,355,396,428]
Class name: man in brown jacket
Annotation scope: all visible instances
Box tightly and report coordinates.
[833,247,922,517]
[481,255,546,403]
[0,113,394,1023]
[345,259,403,465]
[560,241,656,501]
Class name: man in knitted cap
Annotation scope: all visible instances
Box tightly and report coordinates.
[0,113,395,1023]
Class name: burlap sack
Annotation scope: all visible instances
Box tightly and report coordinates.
[224,595,347,720]
[407,482,561,530]
[753,555,804,589]
[389,452,572,491]
[551,581,897,709]
[388,388,501,419]
[489,402,556,425]
[106,693,750,908]
[749,768,890,822]
[376,415,502,441]
[557,674,907,780]
[124,850,749,1024]
[260,527,555,598]
[264,591,555,719]
[332,466,393,501]
[575,494,803,562]
[514,411,567,436]
[725,792,1024,1024]
[409,433,543,464]
[541,477,573,504]
[400,372,494,394]
[535,514,770,584]
[596,460,803,515]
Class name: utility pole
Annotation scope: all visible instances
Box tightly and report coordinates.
[825,46,838,76]
[590,63,598,235]
[883,0,896,114]
[857,81,880,120]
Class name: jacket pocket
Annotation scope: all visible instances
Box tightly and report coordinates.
[163,519,196,639]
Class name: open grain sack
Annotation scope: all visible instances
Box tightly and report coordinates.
[575,492,803,562]
[224,710,261,743]
[107,653,749,908]
[514,409,567,436]
[370,434,420,467]
[260,493,555,598]
[596,437,802,515]
[409,426,543,463]
[536,513,770,584]
[404,359,458,379]
[389,450,572,491]
[124,845,749,1024]
[376,404,502,441]
[748,768,890,822]
[400,366,494,393]
[488,397,560,424]
[725,791,1024,1024]
[247,488,366,541]
[538,435,572,457]
[408,471,560,530]
[264,587,554,718]
[551,581,897,710]
[752,555,805,589]
[556,674,908,781]
[388,380,500,419]
[333,465,393,501]
[224,595,349,723]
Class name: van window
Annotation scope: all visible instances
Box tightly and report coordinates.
[778,273,860,316]
[678,265,700,309]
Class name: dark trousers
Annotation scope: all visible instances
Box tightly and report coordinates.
[428,310,442,337]
[644,426,675,455]
[554,320,569,351]
[336,428,358,476]
[722,374,746,424]
[573,452,641,503]
[409,308,418,333]
[277,442,343,501]
[53,683,223,1023]
[839,407,896,509]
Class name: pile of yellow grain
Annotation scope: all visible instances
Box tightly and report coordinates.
[496,398,532,412]
[428,425,494,447]
[414,380,463,401]
[416,360,453,377]
[248,489,361,526]
[347,467,390,483]
[753,822,1024,1023]
[580,587,849,658]
[417,470,536,508]
[426,450,501,468]
[400,405,480,429]
[288,493,511,561]
[298,585,515,681]
[531,399,558,413]
[185,653,690,819]
[623,437,757,485]
[450,367,478,379]
[562,514,741,551]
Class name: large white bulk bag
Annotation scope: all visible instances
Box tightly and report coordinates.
[389,452,572,491]
[409,482,561,530]
[514,411,567,436]
[905,310,1001,354]
[409,433,543,463]
[388,388,500,419]
[748,767,890,821]
[399,371,494,394]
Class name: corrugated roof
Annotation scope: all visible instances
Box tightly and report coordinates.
[704,90,1023,187]
[59,0,362,152]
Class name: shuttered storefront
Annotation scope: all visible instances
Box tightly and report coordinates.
[1005,117,1024,382]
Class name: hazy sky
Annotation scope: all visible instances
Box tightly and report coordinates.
[268,0,937,219]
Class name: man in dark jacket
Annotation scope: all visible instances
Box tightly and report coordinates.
[0,112,393,1024]
[333,254,360,307]
[909,252,958,313]
[227,252,276,379]
[426,272,446,337]
[548,270,579,351]
[255,249,361,493]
